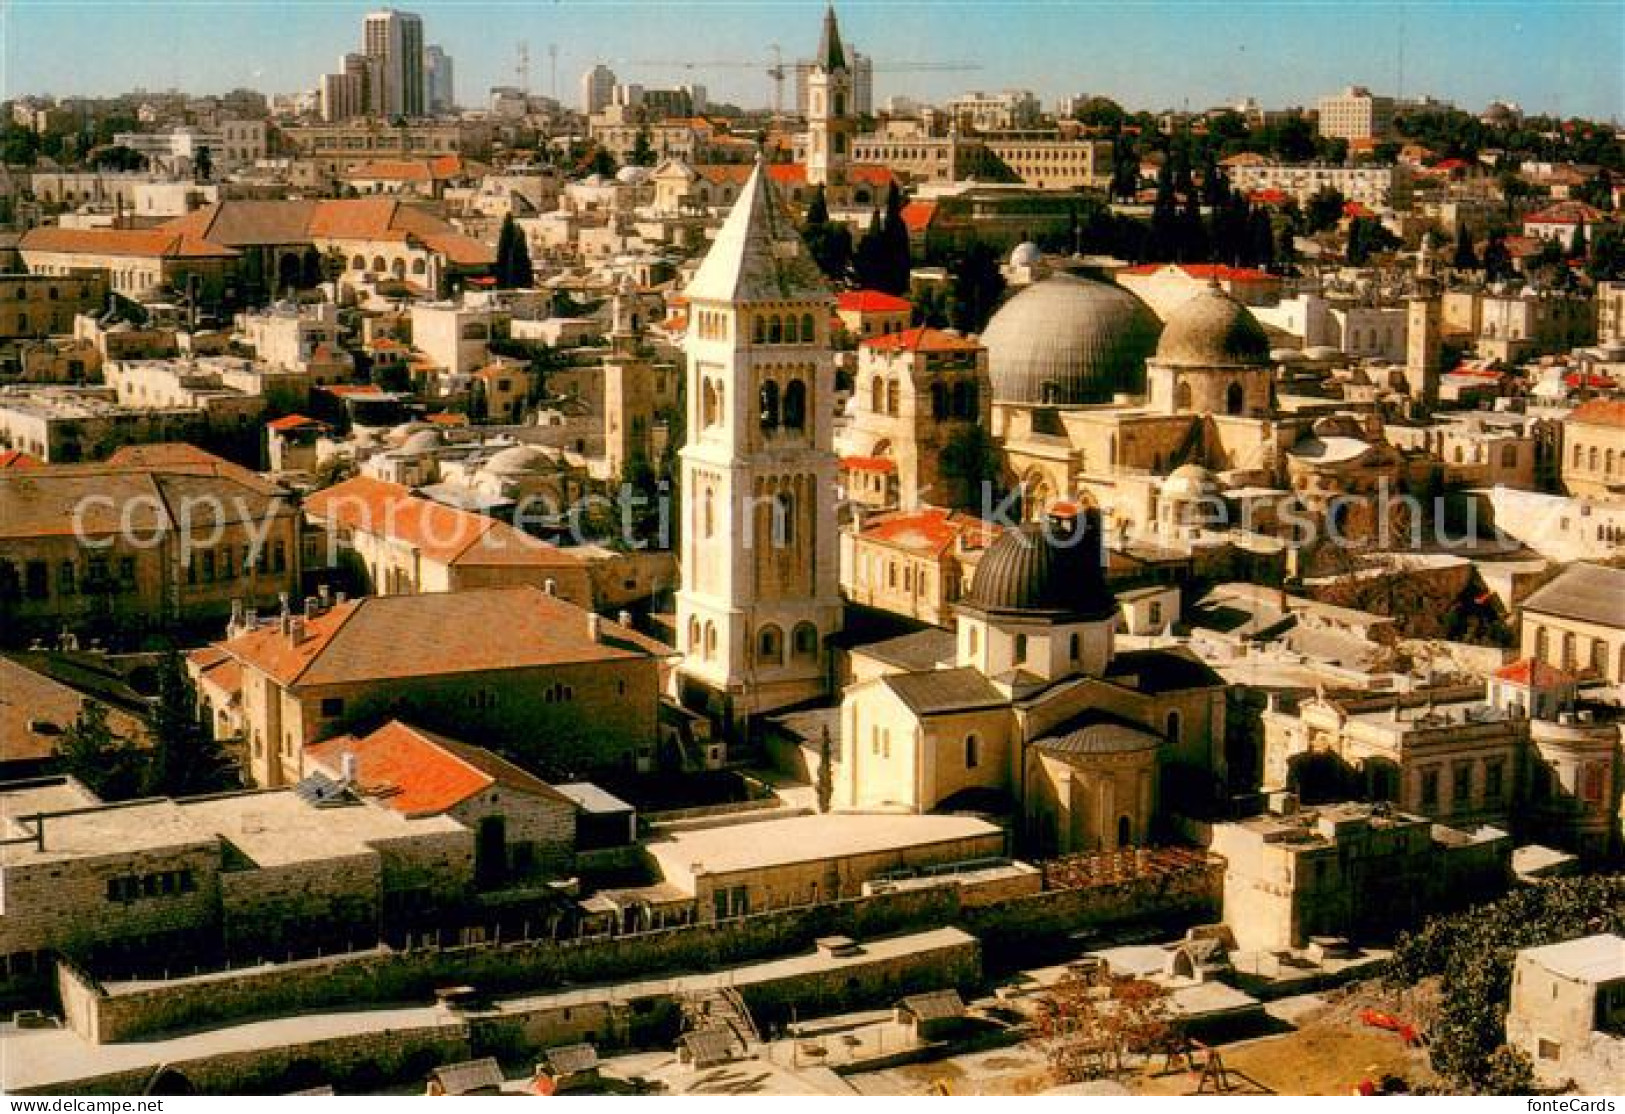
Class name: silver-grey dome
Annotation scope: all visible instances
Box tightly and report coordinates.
[980,274,1161,405]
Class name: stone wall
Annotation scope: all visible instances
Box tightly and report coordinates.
[65,886,959,1043]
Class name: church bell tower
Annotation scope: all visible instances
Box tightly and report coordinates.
[675,157,843,731]
[806,5,854,203]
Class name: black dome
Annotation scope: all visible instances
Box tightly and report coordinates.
[967,513,1114,618]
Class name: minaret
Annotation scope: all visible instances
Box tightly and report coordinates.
[602,273,651,477]
[806,5,854,203]
[1406,239,1442,409]
[675,157,843,732]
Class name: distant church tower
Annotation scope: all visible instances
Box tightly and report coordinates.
[1406,240,1443,409]
[602,273,653,477]
[806,5,854,203]
[675,158,843,731]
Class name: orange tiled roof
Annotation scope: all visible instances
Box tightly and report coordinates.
[842,455,898,473]
[19,225,238,259]
[858,506,1000,559]
[900,200,937,233]
[861,326,983,354]
[1493,658,1574,688]
[304,475,581,568]
[267,413,327,432]
[0,449,40,470]
[217,586,654,687]
[307,720,570,817]
[344,154,480,183]
[1526,200,1605,225]
[838,290,913,314]
[1569,398,1625,428]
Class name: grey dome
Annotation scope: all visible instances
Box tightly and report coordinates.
[1154,287,1271,368]
[484,444,549,475]
[981,274,1161,404]
[398,429,444,455]
[966,514,1114,619]
[1010,241,1042,267]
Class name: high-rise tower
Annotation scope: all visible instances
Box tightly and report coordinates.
[675,158,843,730]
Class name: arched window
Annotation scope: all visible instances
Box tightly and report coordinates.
[1589,446,1600,472]
[774,492,796,546]
[351,254,365,270]
[1574,443,1585,468]
[784,315,799,344]
[1609,449,1618,476]
[782,379,807,430]
[1226,381,1245,416]
[769,315,783,344]
[1174,379,1193,411]
[1117,815,1132,848]
[1453,445,1465,464]
[870,376,885,413]
[1014,633,1028,663]
[704,622,717,660]
[703,488,715,538]
[703,379,720,427]
[1563,632,1577,670]
[793,622,819,658]
[931,382,949,420]
[886,379,900,416]
[1534,626,1549,663]
[753,315,766,344]
[372,255,386,272]
[757,624,784,665]
[758,379,780,430]
[412,258,427,275]
[967,625,980,656]
[1166,710,1182,744]
[964,733,980,769]
[801,313,815,342]
[688,617,701,650]
[1069,632,1080,662]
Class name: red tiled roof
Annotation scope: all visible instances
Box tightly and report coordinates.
[217,586,653,688]
[267,413,327,432]
[19,225,238,259]
[344,154,480,183]
[1569,398,1625,428]
[106,443,241,469]
[1247,188,1291,205]
[1493,658,1574,688]
[1342,201,1376,219]
[0,449,40,470]
[1564,372,1616,389]
[425,412,469,427]
[304,475,581,568]
[1526,201,1605,225]
[838,290,913,314]
[858,506,1000,559]
[842,455,898,474]
[901,200,938,233]
[307,720,568,817]
[861,326,983,354]
[1121,263,1277,282]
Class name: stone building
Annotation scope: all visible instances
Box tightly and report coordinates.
[1506,934,1625,1092]
[1561,399,1625,504]
[307,720,578,884]
[1520,562,1625,684]
[207,586,663,788]
[302,475,592,605]
[1209,801,1508,953]
[675,158,844,727]
[836,510,1227,856]
[839,506,999,628]
[18,226,239,303]
[0,452,300,641]
[0,272,108,344]
[838,326,992,509]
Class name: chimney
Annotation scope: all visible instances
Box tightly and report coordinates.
[304,596,319,620]
[544,578,557,596]
[278,591,291,616]
[318,583,331,606]
[279,612,293,637]
[341,751,359,785]
[587,614,602,642]
[289,616,306,644]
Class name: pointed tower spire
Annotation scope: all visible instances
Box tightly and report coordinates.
[818,5,847,72]
[684,158,830,304]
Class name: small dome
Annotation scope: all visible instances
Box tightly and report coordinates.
[980,274,1161,405]
[616,165,651,186]
[398,429,444,455]
[1271,347,1305,363]
[1303,345,1344,362]
[1154,286,1271,368]
[484,444,549,475]
[966,517,1114,618]
[1010,241,1042,267]
[1162,463,1220,500]
[388,420,433,445]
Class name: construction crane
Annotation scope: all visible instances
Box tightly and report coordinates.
[618,51,982,114]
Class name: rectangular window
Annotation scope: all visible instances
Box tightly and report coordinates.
[320,697,345,718]
[118,557,135,586]
[202,551,216,583]
[1420,768,1440,809]
[1453,762,1473,804]
[273,540,287,572]
[1485,761,1504,799]
[24,561,48,599]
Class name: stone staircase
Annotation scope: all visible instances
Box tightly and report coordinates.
[680,985,761,1057]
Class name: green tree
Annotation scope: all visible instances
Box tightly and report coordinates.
[815,726,834,813]
[145,649,237,798]
[1452,224,1479,270]
[90,145,148,172]
[589,147,617,178]
[1149,158,1180,261]
[801,185,852,283]
[1585,224,1625,282]
[1109,135,1140,202]
[1070,96,1125,130]
[630,127,656,167]
[852,208,887,290]
[1482,231,1515,281]
[877,182,914,294]
[56,700,144,801]
[193,144,213,182]
[948,242,1006,334]
[1305,185,1346,233]
[493,214,533,288]
[1,123,40,166]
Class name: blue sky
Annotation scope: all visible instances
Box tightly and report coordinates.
[5,1,1622,120]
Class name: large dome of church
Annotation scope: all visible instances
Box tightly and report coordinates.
[966,516,1115,619]
[980,273,1161,405]
[1154,286,1271,368]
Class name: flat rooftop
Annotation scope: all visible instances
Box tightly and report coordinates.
[646,812,1002,880]
[179,790,464,868]
[1519,934,1625,983]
